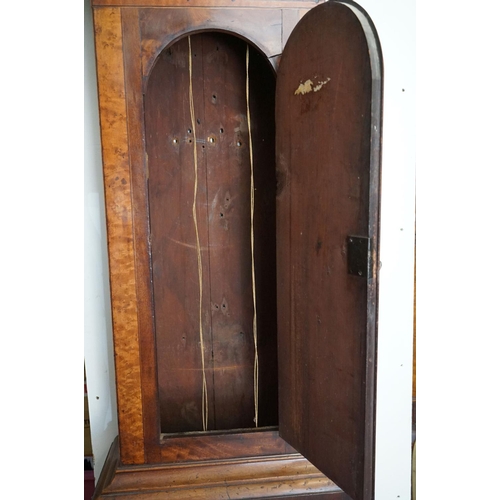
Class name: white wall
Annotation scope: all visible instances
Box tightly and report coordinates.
[360,1,416,499]
[83,0,415,496]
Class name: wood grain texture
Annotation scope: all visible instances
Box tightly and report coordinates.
[139,7,282,81]
[275,2,382,500]
[94,0,324,8]
[121,7,163,463]
[93,6,145,465]
[94,437,344,499]
[145,32,278,433]
[160,429,293,462]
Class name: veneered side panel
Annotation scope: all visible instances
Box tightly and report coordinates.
[93,6,146,465]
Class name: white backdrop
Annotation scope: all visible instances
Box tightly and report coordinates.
[83,0,416,497]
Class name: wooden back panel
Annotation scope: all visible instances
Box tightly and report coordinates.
[145,32,277,433]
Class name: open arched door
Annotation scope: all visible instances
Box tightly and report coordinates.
[276,2,383,499]
[91,0,383,498]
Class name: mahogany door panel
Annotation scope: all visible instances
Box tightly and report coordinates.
[275,2,382,500]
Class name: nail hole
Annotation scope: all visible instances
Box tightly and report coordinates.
[212,94,217,100]
[220,213,224,218]
[173,138,178,144]
[188,139,192,143]
[187,128,192,134]
[197,118,201,124]
[236,141,242,147]
[220,128,224,133]
[208,136,215,144]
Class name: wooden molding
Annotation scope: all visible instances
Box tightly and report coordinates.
[94,438,347,499]
[93,1,323,8]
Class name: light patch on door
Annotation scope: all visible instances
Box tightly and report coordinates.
[294,77,331,95]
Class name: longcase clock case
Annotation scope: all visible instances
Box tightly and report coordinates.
[91,1,383,499]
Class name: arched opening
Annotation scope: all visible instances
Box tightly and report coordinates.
[144,31,278,434]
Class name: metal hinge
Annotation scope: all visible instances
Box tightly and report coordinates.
[347,235,373,278]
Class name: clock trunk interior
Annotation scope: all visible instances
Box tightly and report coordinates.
[146,32,278,435]
[92,2,382,499]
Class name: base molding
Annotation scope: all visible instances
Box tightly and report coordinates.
[94,438,348,499]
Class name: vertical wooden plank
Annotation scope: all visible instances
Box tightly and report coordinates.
[200,33,255,430]
[247,41,279,428]
[146,35,216,434]
[198,34,279,430]
[121,7,162,461]
[93,6,145,464]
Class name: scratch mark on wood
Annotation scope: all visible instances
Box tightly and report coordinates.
[168,237,229,251]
